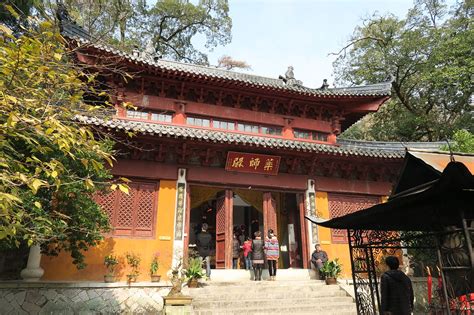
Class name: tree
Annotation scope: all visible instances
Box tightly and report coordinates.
[216,55,251,70]
[41,0,232,65]
[442,129,474,153]
[0,0,34,34]
[336,0,473,142]
[0,8,128,268]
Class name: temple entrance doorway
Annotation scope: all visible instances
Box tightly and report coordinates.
[187,185,305,270]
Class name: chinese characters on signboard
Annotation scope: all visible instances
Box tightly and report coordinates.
[308,192,318,242]
[225,152,281,175]
[174,183,186,240]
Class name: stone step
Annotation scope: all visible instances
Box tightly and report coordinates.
[193,296,354,309]
[186,278,356,315]
[193,301,357,315]
[189,284,339,295]
[194,310,357,315]
[198,279,325,286]
[191,290,348,301]
[190,280,328,289]
[207,269,318,282]
[190,287,348,300]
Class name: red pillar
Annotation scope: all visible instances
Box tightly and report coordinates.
[298,193,309,269]
[263,192,278,238]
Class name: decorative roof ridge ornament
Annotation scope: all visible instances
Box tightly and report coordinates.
[56,2,94,42]
[320,79,329,90]
[278,66,303,86]
[141,39,161,62]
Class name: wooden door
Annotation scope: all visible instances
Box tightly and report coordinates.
[224,190,233,269]
[215,193,226,268]
[263,192,278,238]
[215,190,233,269]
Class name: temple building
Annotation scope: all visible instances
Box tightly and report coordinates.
[38,16,444,281]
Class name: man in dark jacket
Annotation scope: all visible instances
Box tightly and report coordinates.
[196,223,212,280]
[380,256,414,315]
[311,244,328,279]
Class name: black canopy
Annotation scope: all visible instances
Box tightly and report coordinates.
[306,162,474,231]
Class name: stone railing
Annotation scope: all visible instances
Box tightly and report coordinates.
[0,281,172,314]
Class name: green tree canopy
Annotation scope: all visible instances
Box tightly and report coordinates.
[336,0,473,142]
[0,8,128,267]
[442,129,474,153]
[41,0,232,65]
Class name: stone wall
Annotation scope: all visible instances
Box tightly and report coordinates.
[0,282,171,314]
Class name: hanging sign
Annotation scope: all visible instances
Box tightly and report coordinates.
[225,151,281,176]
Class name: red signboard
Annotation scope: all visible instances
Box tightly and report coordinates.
[225,151,281,176]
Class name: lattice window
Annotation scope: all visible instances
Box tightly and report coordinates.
[328,194,379,243]
[95,181,158,238]
[215,196,225,234]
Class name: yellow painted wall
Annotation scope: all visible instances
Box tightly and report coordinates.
[315,192,387,279]
[41,180,177,281]
[315,191,352,279]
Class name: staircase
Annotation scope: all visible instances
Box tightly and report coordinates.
[185,279,357,315]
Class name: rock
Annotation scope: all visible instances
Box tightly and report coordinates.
[25,290,42,304]
[22,301,42,313]
[43,289,58,301]
[39,299,74,315]
[14,291,26,305]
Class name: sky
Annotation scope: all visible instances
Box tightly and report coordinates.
[194,0,423,89]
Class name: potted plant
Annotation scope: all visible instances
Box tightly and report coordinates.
[104,254,118,282]
[125,252,141,283]
[320,258,342,285]
[185,257,205,288]
[150,252,161,282]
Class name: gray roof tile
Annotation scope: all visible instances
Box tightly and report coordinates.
[77,115,407,159]
[61,21,391,98]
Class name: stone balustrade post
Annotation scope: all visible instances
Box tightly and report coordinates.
[20,245,44,281]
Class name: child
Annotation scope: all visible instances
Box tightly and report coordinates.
[241,237,252,270]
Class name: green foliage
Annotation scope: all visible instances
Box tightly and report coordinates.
[125,252,141,277]
[150,252,160,275]
[42,0,232,65]
[104,254,119,275]
[0,14,123,268]
[0,1,34,34]
[320,259,343,278]
[441,129,474,153]
[337,0,473,141]
[185,257,205,280]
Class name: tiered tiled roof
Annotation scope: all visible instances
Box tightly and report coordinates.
[63,12,442,161]
[78,116,442,159]
[60,18,391,99]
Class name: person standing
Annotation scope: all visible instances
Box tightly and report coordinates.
[241,236,252,270]
[265,229,279,281]
[196,223,212,280]
[251,231,265,281]
[380,256,414,315]
[311,244,328,279]
[232,234,240,269]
